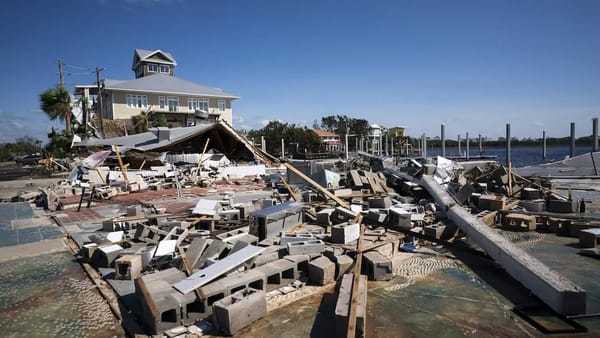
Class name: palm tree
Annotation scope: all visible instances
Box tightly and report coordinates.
[131,111,150,133]
[39,85,72,133]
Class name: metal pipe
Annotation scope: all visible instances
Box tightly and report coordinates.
[478,134,482,155]
[345,133,349,163]
[441,124,446,157]
[422,133,427,159]
[458,134,461,156]
[281,138,284,159]
[506,123,511,166]
[570,122,576,158]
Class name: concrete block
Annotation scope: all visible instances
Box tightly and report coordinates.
[455,184,476,204]
[579,228,600,248]
[91,244,123,268]
[478,194,506,211]
[365,210,387,225]
[521,187,543,200]
[284,254,310,273]
[324,246,344,260]
[362,251,393,281]
[388,207,411,229]
[287,239,325,255]
[212,288,267,336]
[424,223,446,239]
[548,200,577,213]
[519,199,545,212]
[334,255,353,278]
[280,232,314,245]
[308,256,335,285]
[368,196,392,209]
[331,222,360,244]
[115,254,142,280]
[127,205,144,217]
[503,213,537,231]
[316,208,335,226]
[186,238,209,270]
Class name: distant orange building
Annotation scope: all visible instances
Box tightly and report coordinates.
[313,129,341,152]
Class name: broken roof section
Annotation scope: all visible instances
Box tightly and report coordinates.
[73,120,277,164]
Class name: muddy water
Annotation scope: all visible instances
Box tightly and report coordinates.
[0,252,123,337]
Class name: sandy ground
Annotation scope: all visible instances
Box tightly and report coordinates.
[0,238,67,262]
[0,177,63,200]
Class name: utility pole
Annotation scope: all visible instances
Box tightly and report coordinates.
[56,60,64,87]
[95,67,105,138]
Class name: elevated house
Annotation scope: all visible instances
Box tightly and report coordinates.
[313,130,341,152]
[75,49,238,128]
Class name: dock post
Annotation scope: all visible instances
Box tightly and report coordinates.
[422,133,427,159]
[478,134,482,155]
[506,124,511,167]
[458,134,461,156]
[570,122,575,158]
[542,130,547,160]
[593,118,598,152]
[281,138,285,159]
[466,132,470,160]
[345,133,349,163]
[261,136,266,152]
[441,124,446,157]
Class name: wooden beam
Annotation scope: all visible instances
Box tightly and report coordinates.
[284,162,350,209]
[194,138,211,180]
[280,175,301,202]
[112,145,129,182]
[347,215,364,338]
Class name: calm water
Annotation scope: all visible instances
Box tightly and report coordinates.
[425,145,591,167]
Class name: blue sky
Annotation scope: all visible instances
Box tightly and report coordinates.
[1,0,599,143]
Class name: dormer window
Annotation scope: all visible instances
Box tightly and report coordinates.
[159,65,170,73]
[148,63,158,73]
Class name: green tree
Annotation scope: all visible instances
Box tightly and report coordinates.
[39,85,72,133]
[131,112,150,133]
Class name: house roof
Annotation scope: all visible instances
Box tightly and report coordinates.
[132,49,177,69]
[313,129,339,137]
[102,74,239,99]
[73,120,276,163]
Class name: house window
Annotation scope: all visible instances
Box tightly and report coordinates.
[148,63,158,73]
[126,95,148,109]
[188,98,198,112]
[159,65,170,73]
[218,100,226,112]
[159,96,166,110]
[199,99,209,112]
[167,96,179,112]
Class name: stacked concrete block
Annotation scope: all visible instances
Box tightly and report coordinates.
[135,268,200,334]
[127,205,144,217]
[309,256,335,285]
[255,259,298,291]
[324,246,344,260]
[115,254,142,280]
[280,232,314,245]
[365,210,387,225]
[212,288,267,336]
[331,222,360,244]
[253,245,283,267]
[249,202,304,240]
[335,273,367,338]
[362,251,393,281]
[287,239,325,255]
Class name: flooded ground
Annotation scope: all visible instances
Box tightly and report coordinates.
[244,230,600,337]
[0,251,123,337]
[0,202,62,247]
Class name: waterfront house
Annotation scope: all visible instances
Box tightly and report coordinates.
[313,130,341,152]
[75,49,238,128]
